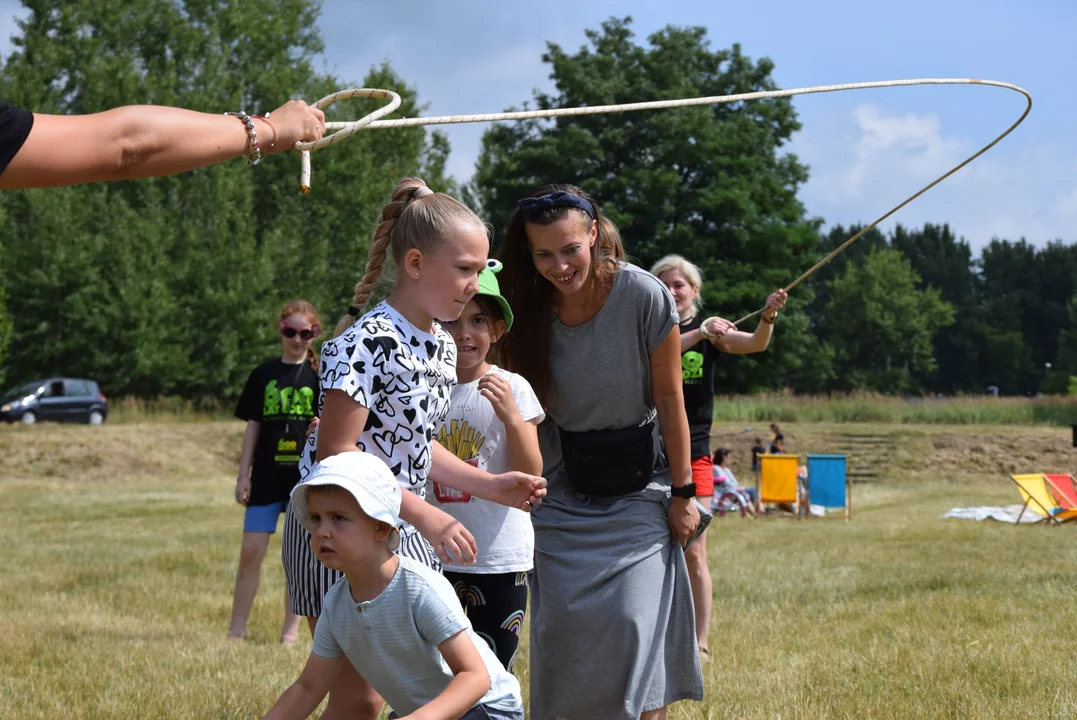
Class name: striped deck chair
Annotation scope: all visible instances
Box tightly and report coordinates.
[1009,474,1077,524]
[1045,474,1077,511]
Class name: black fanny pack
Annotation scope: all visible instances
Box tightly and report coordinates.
[559,419,658,497]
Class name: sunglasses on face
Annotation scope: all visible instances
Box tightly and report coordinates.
[280,327,316,341]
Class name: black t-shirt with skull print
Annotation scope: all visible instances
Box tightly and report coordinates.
[235,358,320,506]
[298,302,457,531]
[680,316,721,459]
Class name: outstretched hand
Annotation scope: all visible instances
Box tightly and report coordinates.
[489,471,547,512]
[266,100,326,152]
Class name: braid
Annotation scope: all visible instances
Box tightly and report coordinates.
[334,177,434,337]
[306,345,318,372]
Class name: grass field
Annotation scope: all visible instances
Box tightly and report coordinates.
[103,393,1077,427]
[2,420,1077,719]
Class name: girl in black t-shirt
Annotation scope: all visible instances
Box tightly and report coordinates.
[228,300,321,644]
[652,254,786,661]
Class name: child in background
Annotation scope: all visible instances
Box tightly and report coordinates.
[229,300,321,643]
[750,438,766,474]
[429,260,544,672]
[265,453,524,720]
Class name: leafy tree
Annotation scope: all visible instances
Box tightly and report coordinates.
[0,0,448,398]
[472,16,821,392]
[825,247,954,393]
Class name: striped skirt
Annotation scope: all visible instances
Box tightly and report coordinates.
[282,503,442,617]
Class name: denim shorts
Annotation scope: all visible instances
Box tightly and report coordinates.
[243,501,288,533]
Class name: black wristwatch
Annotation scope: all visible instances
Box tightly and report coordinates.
[670,483,697,499]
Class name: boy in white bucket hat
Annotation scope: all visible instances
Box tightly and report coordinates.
[264,452,524,720]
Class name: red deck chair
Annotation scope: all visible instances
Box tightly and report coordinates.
[1045,474,1077,511]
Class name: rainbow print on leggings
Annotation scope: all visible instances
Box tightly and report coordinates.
[452,581,486,607]
[500,609,525,636]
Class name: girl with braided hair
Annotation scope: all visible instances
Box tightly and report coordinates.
[280,177,546,720]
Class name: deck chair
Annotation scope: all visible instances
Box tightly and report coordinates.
[1009,474,1077,524]
[1045,474,1077,510]
[758,454,799,516]
[806,454,851,521]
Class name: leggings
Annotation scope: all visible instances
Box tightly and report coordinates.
[443,570,530,672]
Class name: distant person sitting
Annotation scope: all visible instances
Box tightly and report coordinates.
[711,448,757,514]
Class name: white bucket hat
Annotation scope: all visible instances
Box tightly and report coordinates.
[290,452,402,552]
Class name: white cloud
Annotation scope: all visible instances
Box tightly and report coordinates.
[789,102,1074,250]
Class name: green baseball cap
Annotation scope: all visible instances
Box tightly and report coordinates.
[477,259,513,331]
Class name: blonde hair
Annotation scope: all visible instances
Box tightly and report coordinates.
[278,300,322,371]
[335,177,485,336]
[650,254,704,314]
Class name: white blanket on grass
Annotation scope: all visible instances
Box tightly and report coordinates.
[943,505,1044,524]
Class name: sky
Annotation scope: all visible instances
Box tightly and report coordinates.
[2,0,1074,251]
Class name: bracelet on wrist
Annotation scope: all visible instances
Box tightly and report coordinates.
[762,310,778,324]
[699,318,718,340]
[225,110,262,166]
[252,112,277,150]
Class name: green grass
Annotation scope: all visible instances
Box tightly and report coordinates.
[1,421,1076,718]
[712,393,1077,426]
[102,393,1077,427]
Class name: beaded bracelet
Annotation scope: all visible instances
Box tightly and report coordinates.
[225,110,261,166]
[252,112,277,150]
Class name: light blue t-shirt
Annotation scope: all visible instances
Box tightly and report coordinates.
[312,556,523,717]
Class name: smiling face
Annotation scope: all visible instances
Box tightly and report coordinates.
[658,268,699,319]
[442,298,505,373]
[407,221,489,323]
[279,312,315,357]
[525,212,597,297]
[306,487,393,572]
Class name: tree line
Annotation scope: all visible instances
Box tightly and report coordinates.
[0,6,1071,399]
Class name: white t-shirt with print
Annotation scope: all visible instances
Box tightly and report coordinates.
[426,365,544,573]
[299,302,457,531]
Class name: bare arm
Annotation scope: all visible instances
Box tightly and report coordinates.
[504,419,542,476]
[476,373,542,476]
[712,290,787,355]
[398,630,491,720]
[1,100,325,189]
[262,653,343,720]
[651,327,700,546]
[238,420,261,479]
[651,328,692,491]
[314,389,369,463]
[234,419,261,505]
[430,441,544,510]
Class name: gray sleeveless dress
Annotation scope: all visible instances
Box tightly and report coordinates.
[529,263,704,719]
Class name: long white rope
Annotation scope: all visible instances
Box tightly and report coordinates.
[294,79,1031,322]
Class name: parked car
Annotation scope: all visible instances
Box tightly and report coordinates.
[0,377,109,425]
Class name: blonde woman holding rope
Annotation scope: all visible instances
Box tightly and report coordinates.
[651,254,786,662]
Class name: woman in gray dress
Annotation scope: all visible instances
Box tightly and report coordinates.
[497,184,703,720]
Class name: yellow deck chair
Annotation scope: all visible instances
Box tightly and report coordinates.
[1010,474,1077,524]
[758,454,800,516]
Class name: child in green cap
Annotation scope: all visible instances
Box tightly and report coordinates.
[428,259,544,673]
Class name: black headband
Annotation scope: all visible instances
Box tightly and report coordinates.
[517,191,595,221]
